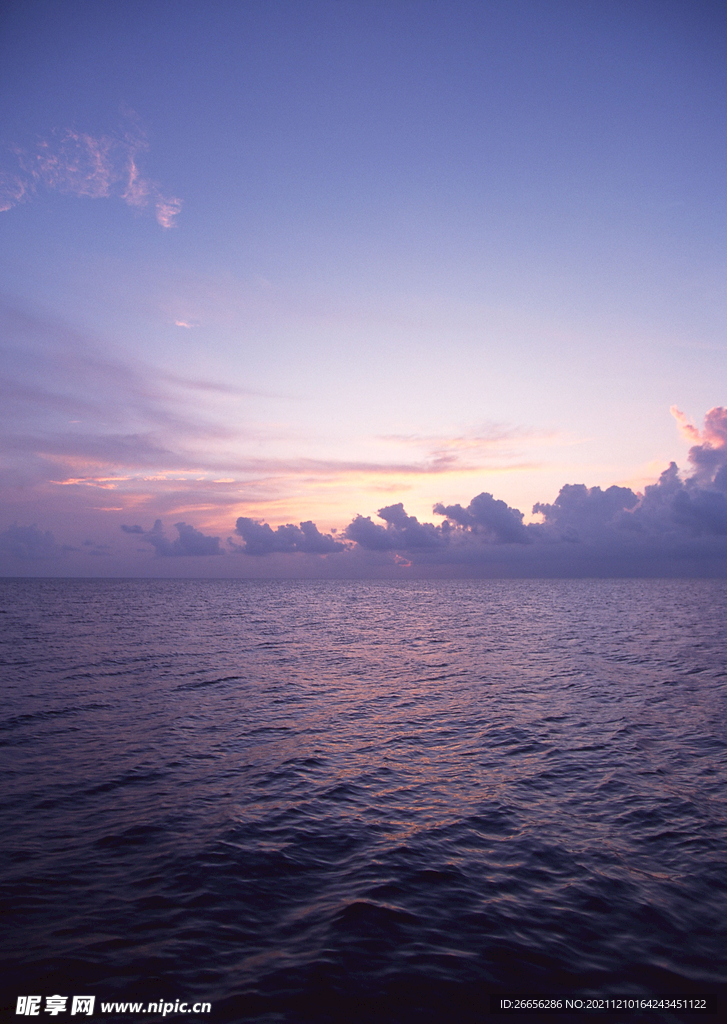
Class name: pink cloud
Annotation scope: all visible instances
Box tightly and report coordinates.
[155,196,183,229]
[702,407,727,448]
[0,172,30,211]
[1,123,182,227]
[673,406,727,490]
[121,157,151,207]
[669,404,727,450]
[671,406,727,486]
[670,406,702,443]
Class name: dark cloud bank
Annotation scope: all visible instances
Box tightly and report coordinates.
[113,408,727,577]
[6,408,727,577]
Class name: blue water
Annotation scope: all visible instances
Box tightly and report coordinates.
[1,579,726,1023]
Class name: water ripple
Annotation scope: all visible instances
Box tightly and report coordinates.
[1,578,726,1020]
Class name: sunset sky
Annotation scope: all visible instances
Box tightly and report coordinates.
[2,0,727,576]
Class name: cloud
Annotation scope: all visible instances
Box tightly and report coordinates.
[627,462,727,538]
[229,407,727,576]
[434,492,530,543]
[0,523,64,559]
[670,406,702,444]
[9,403,727,576]
[155,197,183,229]
[345,504,445,551]
[2,302,528,496]
[233,518,344,555]
[123,520,222,556]
[3,301,558,543]
[0,172,29,212]
[0,121,182,227]
[5,304,727,579]
[372,424,546,477]
[532,483,639,542]
[677,405,727,490]
[343,493,530,553]
[0,302,251,487]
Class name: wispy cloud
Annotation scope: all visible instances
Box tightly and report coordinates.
[670,406,702,443]
[0,301,255,514]
[381,424,534,451]
[1,302,541,519]
[377,425,549,473]
[0,119,182,227]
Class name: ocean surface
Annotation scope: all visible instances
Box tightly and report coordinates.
[1,578,726,1023]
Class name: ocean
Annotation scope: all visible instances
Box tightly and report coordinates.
[1,578,726,1023]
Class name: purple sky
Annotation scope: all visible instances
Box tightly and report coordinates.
[2,0,727,576]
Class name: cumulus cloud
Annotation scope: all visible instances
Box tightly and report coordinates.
[341,493,533,557]
[0,523,64,559]
[675,406,727,491]
[434,492,530,543]
[532,484,639,542]
[233,518,344,555]
[627,462,727,538]
[342,493,531,554]
[231,407,727,575]
[0,121,181,227]
[9,404,727,576]
[345,504,445,551]
[122,520,222,556]
[7,355,727,577]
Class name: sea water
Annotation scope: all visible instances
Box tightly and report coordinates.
[1,578,726,1022]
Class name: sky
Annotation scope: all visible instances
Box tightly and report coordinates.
[2,0,727,577]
